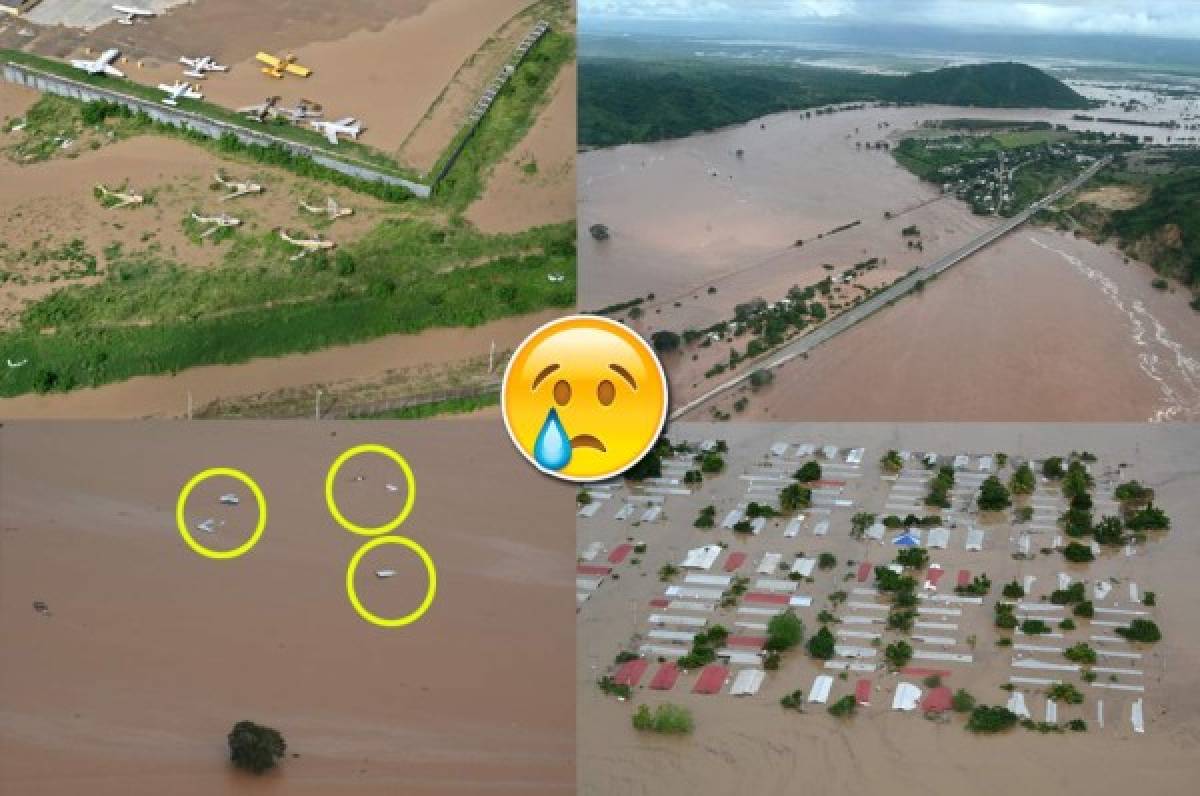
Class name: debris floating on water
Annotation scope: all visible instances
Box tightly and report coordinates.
[219,493,240,505]
[375,569,397,578]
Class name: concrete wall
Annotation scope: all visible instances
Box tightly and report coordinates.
[1,62,432,198]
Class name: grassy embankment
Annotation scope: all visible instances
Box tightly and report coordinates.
[432,27,574,211]
[0,216,574,396]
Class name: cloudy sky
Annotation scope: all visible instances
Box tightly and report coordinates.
[580,1,1200,38]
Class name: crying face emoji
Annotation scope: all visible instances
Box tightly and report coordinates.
[502,315,669,482]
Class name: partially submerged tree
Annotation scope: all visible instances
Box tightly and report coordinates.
[977,476,1011,511]
[228,721,286,775]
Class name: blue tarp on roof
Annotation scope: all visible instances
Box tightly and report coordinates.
[892,532,920,547]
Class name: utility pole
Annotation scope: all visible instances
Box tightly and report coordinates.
[315,389,322,421]
[488,339,496,375]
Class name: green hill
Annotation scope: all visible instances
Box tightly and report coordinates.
[1105,170,1200,287]
[885,62,1090,109]
[580,58,1090,147]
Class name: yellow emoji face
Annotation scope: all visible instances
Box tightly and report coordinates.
[502,315,668,482]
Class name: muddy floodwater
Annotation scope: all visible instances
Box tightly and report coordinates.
[577,422,1200,796]
[0,420,574,794]
[579,101,1200,422]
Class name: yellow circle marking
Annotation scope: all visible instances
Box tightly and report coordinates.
[345,536,437,627]
[324,444,416,537]
[175,467,267,560]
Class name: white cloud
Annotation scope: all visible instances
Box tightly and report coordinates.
[579,0,1200,37]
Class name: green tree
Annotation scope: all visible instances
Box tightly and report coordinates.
[780,482,812,512]
[1094,515,1124,545]
[977,476,1012,511]
[1062,542,1094,563]
[895,547,929,569]
[828,695,857,718]
[885,640,913,668]
[1116,619,1161,643]
[879,450,904,473]
[1061,461,1094,499]
[966,705,1019,733]
[1126,505,1170,531]
[767,610,805,652]
[1064,643,1097,665]
[952,689,976,713]
[1042,457,1065,479]
[228,721,286,775]
[651,330,681,353]
[793,460,822,483]
[1009,463,1036,495]
[806,625,835,660]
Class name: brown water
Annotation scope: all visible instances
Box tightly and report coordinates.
[579,104,1200,421]
[0,419,574,794]
[577,422,1200,795]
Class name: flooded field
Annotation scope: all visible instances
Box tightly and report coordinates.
[579,98,1200,421]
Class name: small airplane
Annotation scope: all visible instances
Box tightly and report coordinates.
[278,229,335,261]
[276,98,323,122]
[179,55,229,79]
[218,493,240,505]
[95,184,144,208]
[191,212,242,237]
[213,171,263,201]
[71,48,124,78]
[311,117,363,146]
[113,5,155,25]
[299,196,353,220]
[547,273,566,283]
[237,96,281,123]
[256,51,312,79]
[158,80,203,106]
[6,358,28,368]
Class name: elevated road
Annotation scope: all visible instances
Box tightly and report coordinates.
[671,157,1111,421]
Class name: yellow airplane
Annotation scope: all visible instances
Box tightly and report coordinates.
[255,52,311,79]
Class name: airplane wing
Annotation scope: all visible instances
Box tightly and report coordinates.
[322,125,339,145]
[256,52,282,67]
[100,49,121,64]
[334,117,355,126]
[285,63,312,78]
[103,65,126,78]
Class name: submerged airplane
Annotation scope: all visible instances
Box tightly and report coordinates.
[237,95,281,123]
[158,80,203,106]
[179,55,229,79]
[311,117,363,146]
[278,229,335,261]
[299,196,353,220]
[71,48,124,78]
[112,5,155,25]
